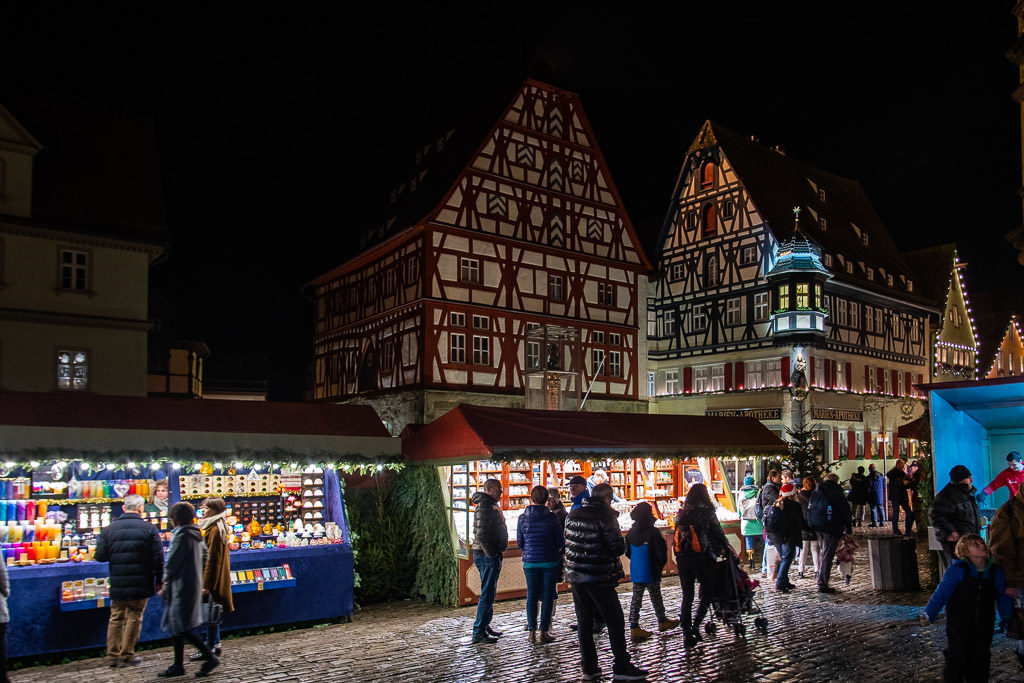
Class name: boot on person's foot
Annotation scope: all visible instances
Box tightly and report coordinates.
[539,630,555,643]
[630,626,653,642]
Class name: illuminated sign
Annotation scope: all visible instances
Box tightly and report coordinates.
[811,408,863,422]
[705,408,781,419]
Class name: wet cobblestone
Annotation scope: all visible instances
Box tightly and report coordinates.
[13,528,1024,682]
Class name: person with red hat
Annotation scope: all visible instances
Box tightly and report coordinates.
[763,483,804,593]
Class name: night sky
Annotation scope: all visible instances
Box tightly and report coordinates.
[2,4,1021,399]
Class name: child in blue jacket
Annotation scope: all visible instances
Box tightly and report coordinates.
[924,533,1013,682]
[625,502,678,640]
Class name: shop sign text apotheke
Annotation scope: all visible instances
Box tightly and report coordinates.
[811,408,863,422]
[705,408,781,420]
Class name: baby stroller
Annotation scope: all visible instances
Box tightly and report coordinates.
[705,549,768,637]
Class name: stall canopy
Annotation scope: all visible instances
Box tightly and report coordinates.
[897,414,930,442]
[922,376,1024,507]
[403,404,790,463]
[0,390,399,463]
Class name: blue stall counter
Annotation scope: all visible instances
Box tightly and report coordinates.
[7,544,353,658]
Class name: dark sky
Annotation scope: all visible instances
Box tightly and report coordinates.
[2,4,1021,399]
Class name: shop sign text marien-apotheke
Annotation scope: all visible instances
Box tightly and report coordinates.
[811,408,863,422]
[705,408,781,419]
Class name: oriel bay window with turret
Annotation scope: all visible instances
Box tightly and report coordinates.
[647,121,942,478]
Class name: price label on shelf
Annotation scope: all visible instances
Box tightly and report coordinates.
[257,581,264,591]
[97,597,105,608]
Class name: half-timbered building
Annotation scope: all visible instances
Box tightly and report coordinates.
[647,121,941,467]
[309,80,651,433]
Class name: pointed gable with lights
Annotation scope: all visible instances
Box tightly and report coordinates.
[309,80,651,431]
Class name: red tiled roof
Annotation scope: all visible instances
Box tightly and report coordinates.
[0,391,390,437]
[402,404,788,462]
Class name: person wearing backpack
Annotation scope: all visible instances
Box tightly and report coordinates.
[807,474,853,593]
[795,476,820,580]
[737,476,762,570]
[764,483,804,592]
[757,469,782,576]
[625,502,679,641]
[674,483,728,647]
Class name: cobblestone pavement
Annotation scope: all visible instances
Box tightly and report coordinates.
[13,527,1024,682]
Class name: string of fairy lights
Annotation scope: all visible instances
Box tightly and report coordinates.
[933,252,980,380]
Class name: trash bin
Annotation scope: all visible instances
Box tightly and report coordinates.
[867,535,920,591]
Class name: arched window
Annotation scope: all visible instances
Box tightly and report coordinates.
[702,204,717,238]
[700,162,714,190]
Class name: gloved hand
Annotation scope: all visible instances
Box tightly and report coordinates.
[976,492,988,505]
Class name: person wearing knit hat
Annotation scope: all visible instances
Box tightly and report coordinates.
[625,503,679,640]
[976,452,1024,506]
[737,476,762,569]
[764,482,803,592]
[929,465,981,567]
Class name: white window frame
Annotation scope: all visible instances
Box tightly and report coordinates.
[59,249,89,292]
[665,369,679,394]
[450,333,466,364]
[608,350,622,378]
[710,365,725,392]
[473,336,490,366]
[765,359,782,386]
[664,309,676,336]
[450,312,466,327]
[460,258,480,284]
[726,297,743,326]
[526,341,540,370]
[693,367,709,393]
[740,245,757,265]
[745,360,764,389]
[549,274,564,302]
[754,291,769,321]
[671,263,685,280]
[838,299,848,326]
[692,304,707,331]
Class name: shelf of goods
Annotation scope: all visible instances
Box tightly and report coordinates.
[444,457,741,606]
[2,464,353,658]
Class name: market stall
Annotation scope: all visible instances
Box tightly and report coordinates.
[924,376,1024,517]
[0,391,399,657]
[402,404,788,605]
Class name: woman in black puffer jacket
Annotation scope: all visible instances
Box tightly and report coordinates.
[564,492,625,585]
[674,484,728,646]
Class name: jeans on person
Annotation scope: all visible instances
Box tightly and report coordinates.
[473,550,502,637]
[816,532,840,589]
[761,540,773,573]
[106,597,149,660]
[892,497,914,534]
[869,504,883,525]
[798,537,819,575]
[524,564,559,631]
[744,535,756,551]
[628,579,667,628]
[775,542,797,589]
[678,561,713,633]
[571,582,632,674]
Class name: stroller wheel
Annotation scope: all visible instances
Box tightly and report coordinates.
[754,617,768,633]
[733,623,746,636]
[705,622,717,635]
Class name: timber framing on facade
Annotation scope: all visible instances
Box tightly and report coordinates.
[309,80,652,430]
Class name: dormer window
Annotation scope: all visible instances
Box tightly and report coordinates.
[700,162,714,190]
[887,274,893,287]
[862,233,870,247]
[822,254,833,268]
[846,262,854,274]
[907,280,914,293]
[818,188,827,202]
[866,267,874,281]
[819,216,828,231]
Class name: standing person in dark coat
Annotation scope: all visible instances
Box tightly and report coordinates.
[887,459,914,535]
[517,486,564,644]
[807,474,853,594]
[564,483,647,681]
[675,483,729,646]
[795,477,820,580]
[925,534,1013,682]
[625,502,678,641]
[158,502,218,678]
[866,464,885,527]
[471,479,508,644]
[193,498,233,660]
[848,466,869,526]
[94,493,163,668]
[930,465,981,566]
[568,475,589,512]
[765,483,804,592]
[546,486,568,527]
[757,469,782,576]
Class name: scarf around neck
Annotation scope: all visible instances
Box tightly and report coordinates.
[199,510,229,542]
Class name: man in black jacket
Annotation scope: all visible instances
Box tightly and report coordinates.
[564,484,647,681]
[758,469,782,576]
[930,465,981,565]
[809,474,853,594]
[94,494,163,667]
[470,479,508,644]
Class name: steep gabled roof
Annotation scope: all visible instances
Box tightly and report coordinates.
[688,121,932,306]
[314,78,651,286]
[971,289,1024,376]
